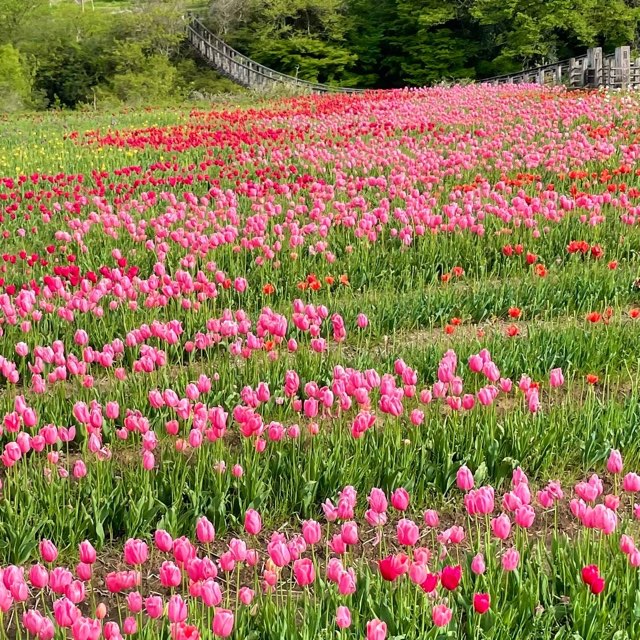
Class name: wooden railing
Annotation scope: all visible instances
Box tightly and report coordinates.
[188,14,637,94]
[187,15,362,94]
[483,46,640,89]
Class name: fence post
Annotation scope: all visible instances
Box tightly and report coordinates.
[615,46,631,89]
[555,63,563,85]
[587,47,603,88]
[568,58,577,87]
[538,68,545,85]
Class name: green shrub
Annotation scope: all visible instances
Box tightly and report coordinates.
[0,44,32,112]
[174,58,245,96]
[108,53,182,105]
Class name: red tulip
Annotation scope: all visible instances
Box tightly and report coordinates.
[473,592,491,614]
[440,564,462,591]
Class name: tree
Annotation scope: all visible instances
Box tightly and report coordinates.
[344,0,401,87]
[470,0,639,66]
[223,0,357,84]
[0,0,47,44]
[208,0,253,35]
[115,1,188,58]
[0,44,32,111]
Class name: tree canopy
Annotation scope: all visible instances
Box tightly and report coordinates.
[213,0,640,87]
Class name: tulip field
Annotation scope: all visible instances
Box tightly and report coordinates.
[2,85,640,639]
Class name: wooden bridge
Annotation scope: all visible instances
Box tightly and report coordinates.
[187,15,362,94]
[187,13,638,93]
[483,46,640,89]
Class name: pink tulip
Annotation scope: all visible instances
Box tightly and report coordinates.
[340,521,359,545]
[491,514,512,540]
[29,564,49,589]
[326,558,344,583]
[365,488,386,515]
[238,586,254,605]
[293,558,315,586]
[477,386,494,406]
[502,547,520,571]
[468,354,483,373]
[397,518,420,546]
[123,539,148,566]
[432,604,453,627]
[73,460,87,479]
[366,618,387,640]
[142,451,155,470]
[145,596,164,619]
[71,617,101,640]
[302,520,322,545]
[456,465,474,491]
[233,278,247,293]
[105,401,120,420]
[0,582,12,613]
[607,449,623,474]
[336,605,352,629]
[15,342,28,357]
[126,591,143,614]
[623,473,640,492]
[515,505,535,528]
[39,539,58,563]
[212,608,234,637]
[155,529,173,552]
[391,487,410,510]
[74,563,90,582]
[462,394,476,410]
[549,367,564,388]
[123,617,137,635]
[167,595,187,623]
[537,489,554,508]
[160,562,182,588]
[23,407,37,427]
[201,580,223,607]
[244,509,262,535]
[620,534,635,555]
[267,539,290,567]
[232,464,244,477]
[79,540,97,564]
[471,553,486,575]
[419,388,433,404]
[423,509,439,527]
[196,516,215,544]
[22,609,44,635]
[337,568,356,595]
[66,580,86,604]
[53,597,80,627]
[37,617,54,640]
[483,361,500,382]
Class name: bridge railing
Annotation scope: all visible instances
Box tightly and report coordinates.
[187,15,362,94]
[482,46,640,89]
[188,14,637,93]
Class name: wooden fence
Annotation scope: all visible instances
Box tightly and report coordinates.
[483,46,640,89]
